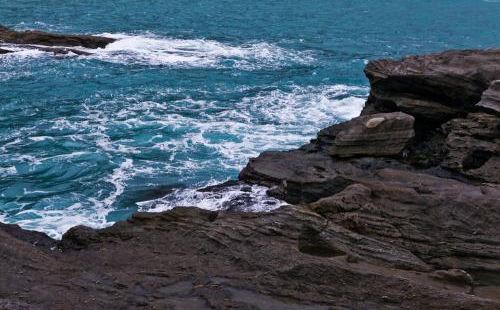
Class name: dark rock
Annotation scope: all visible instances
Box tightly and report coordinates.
[60,225,101,250]
[0,48,12,54]
[239,150,358,203]
[441,113,500,182]
[328,112,415,157]
[363,49,500,124]
[4,206,498,309]
[0,25,115,48]
[0,222,56,249]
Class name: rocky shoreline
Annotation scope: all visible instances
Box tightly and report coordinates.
[1,49,499,309]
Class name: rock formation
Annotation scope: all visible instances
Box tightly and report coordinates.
[0,25,114,56]
[1,49,499,309]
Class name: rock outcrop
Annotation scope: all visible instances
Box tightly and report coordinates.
[1,49,500,310]
[362,49,500,124]
[0,25,114,56]
[0,25,115,48]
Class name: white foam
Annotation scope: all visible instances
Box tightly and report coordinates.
[138,182,285,213]
[102,159,134,207]
[10,203,111,239]
[84,33,314,69]
[0,82,367,239]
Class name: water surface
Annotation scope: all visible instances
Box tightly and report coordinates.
[1,0,499,238]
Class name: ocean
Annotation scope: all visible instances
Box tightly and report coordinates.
[1,0,499,238]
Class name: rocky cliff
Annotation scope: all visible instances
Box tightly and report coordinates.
[1,49,499,310]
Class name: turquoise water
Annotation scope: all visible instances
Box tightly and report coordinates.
[1,0,500,238]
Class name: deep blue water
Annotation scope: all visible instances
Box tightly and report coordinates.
[1,0,499,238]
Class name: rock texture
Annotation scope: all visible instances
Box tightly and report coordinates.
[329,112,415,157]
[362,49,500,124]
[478,80,500,114]
[0,25,114,56]
[1,49,500,310]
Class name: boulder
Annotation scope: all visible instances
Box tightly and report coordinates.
[328,112,415,157]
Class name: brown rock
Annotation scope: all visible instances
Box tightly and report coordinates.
[441,113,500,182]
[329,112,415,157]
[363,49,500,123]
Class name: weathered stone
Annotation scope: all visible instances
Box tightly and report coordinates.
[441,113,500,182]
[362,49,500,123]
[478,80,500,115]
[329,112,415,157]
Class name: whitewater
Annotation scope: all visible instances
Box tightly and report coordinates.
[1,0,499,239]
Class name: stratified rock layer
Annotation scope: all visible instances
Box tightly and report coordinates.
[362,49,500,123]
[2,49,500,310]
[329,112,415,157]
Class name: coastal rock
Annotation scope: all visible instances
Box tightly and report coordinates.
[2,48,500,309]
[363,49,500,123]
[328,112,415,157]
[0,25,115,49]
[478,80,500,114]
[0,48,11,54]
[441,113,500,182]
[3,207,499,309]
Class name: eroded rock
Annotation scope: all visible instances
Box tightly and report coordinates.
[329,112,415,157]
[363,49,500,123]
[478,80,500,115]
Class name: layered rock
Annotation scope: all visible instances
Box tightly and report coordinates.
[238,48,500,307]
[1,49,500,310]
[328,112,415,157]
[2,206,498,310]
[362,49,500,124]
